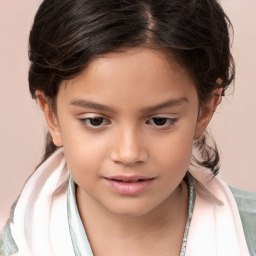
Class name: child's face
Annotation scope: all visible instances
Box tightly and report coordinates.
[42,48,216,216]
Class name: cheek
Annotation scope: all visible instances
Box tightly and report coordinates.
[151,129,194,166]
[61,127,110,177]
[153,143,192,174]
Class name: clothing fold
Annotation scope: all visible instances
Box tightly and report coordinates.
[0,148,251,255]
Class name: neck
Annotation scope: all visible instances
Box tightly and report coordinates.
[76,181,188,255]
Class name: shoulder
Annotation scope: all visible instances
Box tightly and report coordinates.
[0,222,18,256]
[229,186,256,256]
[0,200,19,256]
[230,186,256,203]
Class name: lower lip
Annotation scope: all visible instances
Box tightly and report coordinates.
[104,178,154,195]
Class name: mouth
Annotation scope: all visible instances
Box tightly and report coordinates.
[104,175,155,195]
[105,175,154,182]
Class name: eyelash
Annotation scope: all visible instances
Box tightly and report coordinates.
[79,117,110,128]
[78,116,178,130]
[146,117,178,128]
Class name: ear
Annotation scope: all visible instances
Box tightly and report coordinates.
[35,90,63,147]
[194,88,222,140]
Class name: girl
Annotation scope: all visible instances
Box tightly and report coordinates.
[1,0,255,255]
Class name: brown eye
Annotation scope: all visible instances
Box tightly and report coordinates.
[89,117,104,126]
[79,117,110,128]
[152,118,168,126]
[146,117,178,128]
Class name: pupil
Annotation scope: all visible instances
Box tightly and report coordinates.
[153,118,167,126]
[90,118,103,126]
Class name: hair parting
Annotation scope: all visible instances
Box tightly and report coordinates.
[29,0,235,174]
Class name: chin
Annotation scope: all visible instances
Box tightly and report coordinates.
[103,199,158,218]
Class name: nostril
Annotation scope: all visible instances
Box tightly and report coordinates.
[110,132,149,165]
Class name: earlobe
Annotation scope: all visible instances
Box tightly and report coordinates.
[194,88,222,140]
[35,90,63,147]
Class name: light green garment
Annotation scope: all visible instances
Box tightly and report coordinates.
[0,200,19,256]
[67,174,195,256]
[67,176,94,256]
[66,178,256,256]
[229,186,256,256]
[1,179,255,256]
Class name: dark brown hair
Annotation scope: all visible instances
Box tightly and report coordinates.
[29,0,234,174]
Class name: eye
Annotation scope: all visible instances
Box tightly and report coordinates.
[79,117,110,128]
[146,117,177,128]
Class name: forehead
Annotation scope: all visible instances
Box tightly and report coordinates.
[58,47,198,109]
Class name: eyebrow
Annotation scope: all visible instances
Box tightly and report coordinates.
[70,97,188,113]
[142,97,188,113]
[70,98,113,112]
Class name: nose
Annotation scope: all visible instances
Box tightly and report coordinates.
[110,127,148,166]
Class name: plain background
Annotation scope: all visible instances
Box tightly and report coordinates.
[0,0,256,227]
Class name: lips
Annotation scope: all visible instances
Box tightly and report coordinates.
[104,175,155,195]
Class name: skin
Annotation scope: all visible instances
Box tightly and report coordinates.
[36,47,221,256]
